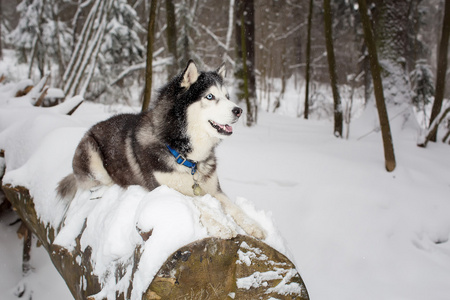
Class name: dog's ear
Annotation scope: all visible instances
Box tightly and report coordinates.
[181,60,199,88]
[217,63,226,79]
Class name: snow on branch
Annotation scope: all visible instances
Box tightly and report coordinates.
[199,24,228,50]
[109,57,172,87]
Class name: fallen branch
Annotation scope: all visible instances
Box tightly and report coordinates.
[417,102,450,147]
[49,95,84,115]
[15,85,34,97]
[33,86,49,107]
[443,129,450,143]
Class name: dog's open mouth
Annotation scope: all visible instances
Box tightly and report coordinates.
[209,120,233,135]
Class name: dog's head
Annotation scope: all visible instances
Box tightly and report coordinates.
[181,60,243,140]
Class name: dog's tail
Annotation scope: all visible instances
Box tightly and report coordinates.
[56,173,78,202]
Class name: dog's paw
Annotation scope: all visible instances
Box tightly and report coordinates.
[242,222,266,240]
[249,226,267,240]
[215,226,238,240]
[199,214,238,239]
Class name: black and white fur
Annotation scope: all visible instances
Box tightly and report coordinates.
[57,60,266,239]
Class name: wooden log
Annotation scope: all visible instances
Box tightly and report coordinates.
[0,151,10,217]
[15,222,34,299]
[15,85,33,97]
[2,183,309,300]
[0,198,11,217]
[33,86,49,107]
[2,184,102,299]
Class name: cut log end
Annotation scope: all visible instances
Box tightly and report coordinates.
[146,235,309,300]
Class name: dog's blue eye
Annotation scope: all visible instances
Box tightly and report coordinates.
[205,93,214,100]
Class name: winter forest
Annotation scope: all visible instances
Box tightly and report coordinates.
[1,0,450,299]
[0,0,449,146]
[1,0,449,139]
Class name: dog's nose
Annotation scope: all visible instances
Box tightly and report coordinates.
[232,107,243,118]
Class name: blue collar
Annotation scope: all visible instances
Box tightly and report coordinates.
[166,145,198,175]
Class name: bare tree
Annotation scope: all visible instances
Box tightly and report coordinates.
[323,0,343,137]
[142,0,158,112]
[165,0,178,79]
[63,0,110,98]
[0,0,3,61]
[235,0,257,126]
[358,0,396,172]
[304,0,313,120]
[428,0,450,142]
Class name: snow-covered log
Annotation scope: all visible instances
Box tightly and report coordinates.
[2,184,309,299]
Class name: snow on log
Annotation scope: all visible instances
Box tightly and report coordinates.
[2,184,309,299]
[0,91,309,299]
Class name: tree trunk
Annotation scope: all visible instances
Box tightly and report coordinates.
[428,0,450,142]
[224,0,235,64]
[0,0,3,61]
[235,0,257,126]
[141,0,158,112]
[358,0,396,172]
[323,0,343,137]
[49,0,66,87]
[304,0,313,120]
[372,0,411,105]
[63,0,110,98]
[65,0,101,84]
[2,184,309,300]
[165,0,178,80]
[360,42,372,105]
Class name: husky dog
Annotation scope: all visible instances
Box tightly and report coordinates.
[57,60,266,240]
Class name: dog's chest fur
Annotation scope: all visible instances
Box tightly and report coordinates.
[153,143,219,197]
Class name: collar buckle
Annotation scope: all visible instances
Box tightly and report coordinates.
[175,153,187,165]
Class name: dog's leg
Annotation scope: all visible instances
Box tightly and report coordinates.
[214,193,266,240]
[73,134,114,200]
[192,197,238,239]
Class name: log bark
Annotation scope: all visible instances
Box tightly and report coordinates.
[2,184,309,300]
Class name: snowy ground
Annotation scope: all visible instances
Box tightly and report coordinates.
[0,47,449,299]
[1,97,449,299]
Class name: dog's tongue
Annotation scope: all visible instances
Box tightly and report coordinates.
[224,124,233,133]
[211,120,233,134]
[217,123,233,133]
